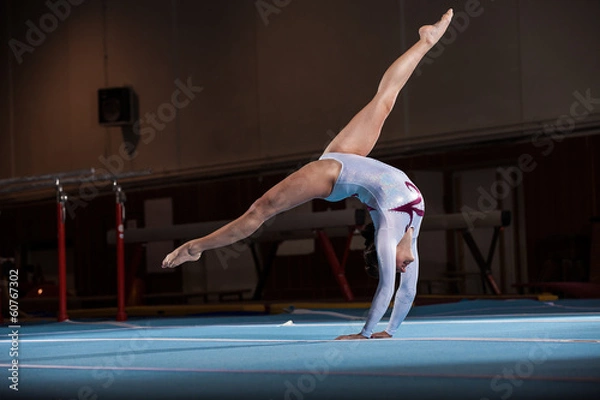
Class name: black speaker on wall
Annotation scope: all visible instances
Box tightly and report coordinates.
[98,86,137,126]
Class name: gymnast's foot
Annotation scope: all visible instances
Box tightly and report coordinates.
[419,9,453,47]
[161,243,201,268]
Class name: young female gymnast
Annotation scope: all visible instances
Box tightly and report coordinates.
[162,9,453,340]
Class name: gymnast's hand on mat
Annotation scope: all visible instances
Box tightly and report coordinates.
[335,334,368,340]
[370,331,392,339]
[161,243,201,268]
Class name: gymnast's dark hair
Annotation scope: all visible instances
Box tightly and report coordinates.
[361,223,379,279]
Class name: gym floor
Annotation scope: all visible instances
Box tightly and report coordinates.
[1,298,599,400]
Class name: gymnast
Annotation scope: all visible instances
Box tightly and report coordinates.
[162,9,453,340]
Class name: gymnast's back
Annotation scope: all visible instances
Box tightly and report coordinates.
[318,152,422,211]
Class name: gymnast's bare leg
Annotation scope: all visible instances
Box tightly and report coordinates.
[161,160,340,268]
[161,9,453,269]
[323,8,453,157]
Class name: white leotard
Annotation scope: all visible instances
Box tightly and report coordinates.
[319,152,425,337]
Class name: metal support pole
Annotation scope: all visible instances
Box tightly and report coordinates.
[460,228,502,295]
[114,181,127,321]
[252,242,280,301]
[56,180,68,322]
[316,230,354,301]
[340,227,358,270]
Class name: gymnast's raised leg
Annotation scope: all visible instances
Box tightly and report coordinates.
[322,8,453,157]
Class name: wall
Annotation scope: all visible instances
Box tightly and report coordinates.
[1,0,599,182]
[0,0,12,177]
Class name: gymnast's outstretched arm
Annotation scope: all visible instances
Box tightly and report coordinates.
[384,234,420,336]
[360,221,403,338]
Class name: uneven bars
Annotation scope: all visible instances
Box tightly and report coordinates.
[0,170,152,194]
[0,168,96,186]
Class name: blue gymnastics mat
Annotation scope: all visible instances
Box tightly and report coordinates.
[1,299,599,400]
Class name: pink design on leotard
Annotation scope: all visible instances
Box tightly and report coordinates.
[389,182,424,231]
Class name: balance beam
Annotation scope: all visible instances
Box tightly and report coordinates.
[106,208,511,302]
[106,209,510,244]
[422,210,510,231]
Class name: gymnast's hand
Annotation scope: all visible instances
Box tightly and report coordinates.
[161,243,201,269]
[370,331,392,339]
[335,333,368,340]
